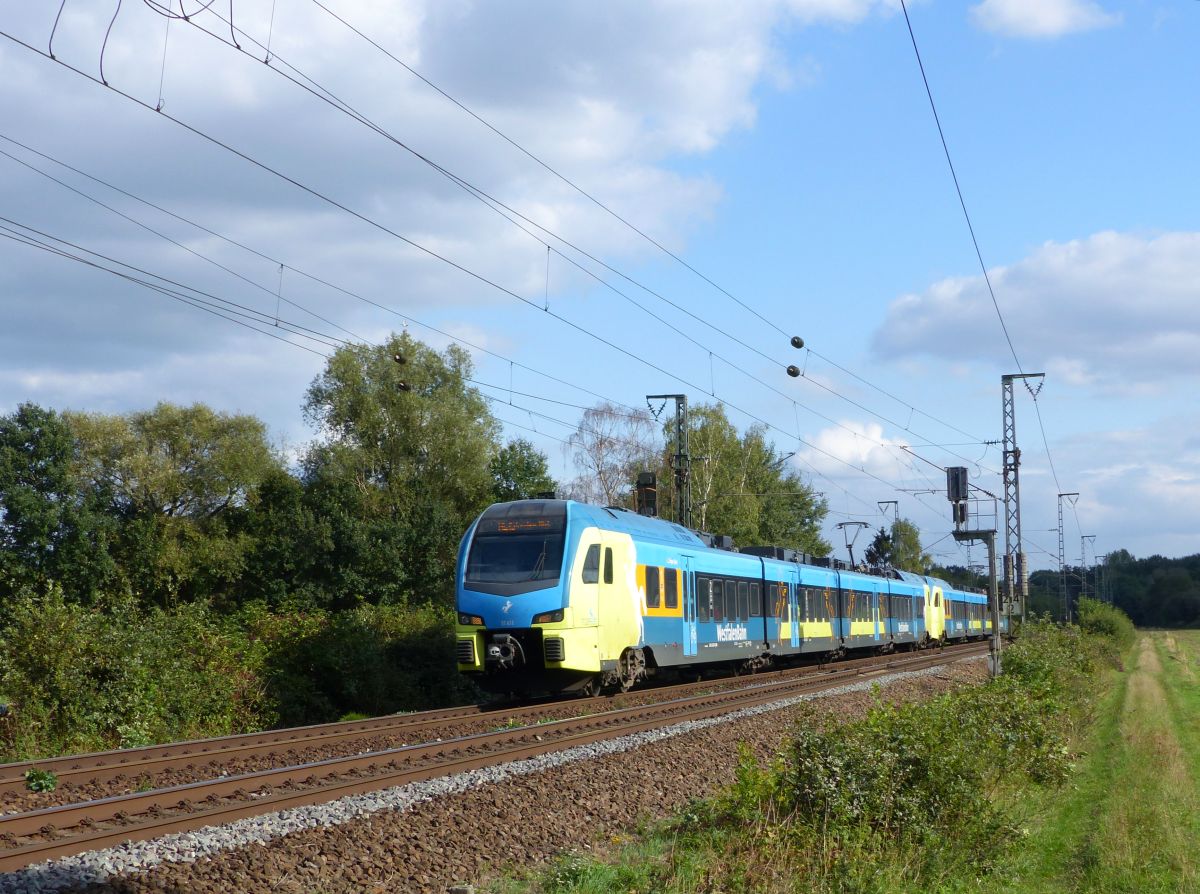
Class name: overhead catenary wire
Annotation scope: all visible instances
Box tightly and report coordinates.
[1,29,958,518]
[0,223,331,358]
[307,0,999,456]
[6,26,980,542]
[35,5,998,501]
[0,131,640,417]
[305,0,790,339]
[167,2,996,476]
[898,0,1077,543]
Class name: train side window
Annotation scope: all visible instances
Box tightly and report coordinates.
[645,566,660,608]
[712,579,724,621]
[581,544,600,584]
[750,582,761,617]
[665,569,679,609]
[698,578,711,622]
[603,548,613,585]
[738,581,749,620]
[724,579,737,621]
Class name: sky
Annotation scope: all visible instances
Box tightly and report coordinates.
[0,0,1196,573]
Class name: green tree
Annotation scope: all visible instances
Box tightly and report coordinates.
[67,403,282,606]
[0,403,116,600]
[890,518,932,573]
[237,468,334,609]
[650,403,828,555]
[864,519,931,573]
[490,438,557,502]
[301,332,499,606]
[865,526,893,567]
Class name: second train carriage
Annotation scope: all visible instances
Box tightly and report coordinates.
[455,499,997,695]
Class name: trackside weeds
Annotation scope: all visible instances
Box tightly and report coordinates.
[514,604,1133,894]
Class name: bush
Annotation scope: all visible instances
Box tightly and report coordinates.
[688,618,1099,891]
[249,601,481,726]
[0,587,270,761]
[1075,597,1136,652]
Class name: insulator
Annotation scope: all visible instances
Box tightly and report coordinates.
[790,336,804,349]
[786,365,800,377]
[393,353,406,364]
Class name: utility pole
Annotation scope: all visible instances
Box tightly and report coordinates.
[1080,534,1095,600]
[647,394,690,529]
[1058,492,1078,622]
[1001,373,1044,623]
[947,466,1001,677]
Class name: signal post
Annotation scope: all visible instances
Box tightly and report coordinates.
[947,466,1002,678]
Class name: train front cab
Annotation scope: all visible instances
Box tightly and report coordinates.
[455,501,642,694]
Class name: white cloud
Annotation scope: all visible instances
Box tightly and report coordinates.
[872,231,1200,391]
[969,0,1120,39]
[797,419,921,481]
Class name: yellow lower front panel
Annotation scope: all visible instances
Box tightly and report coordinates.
[545,625,601,672]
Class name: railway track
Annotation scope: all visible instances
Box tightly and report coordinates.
[0,641,982,809]
[0,643,986,873]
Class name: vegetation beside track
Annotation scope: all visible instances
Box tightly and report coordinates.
[0,590,478,762]
[502,600,1154,894]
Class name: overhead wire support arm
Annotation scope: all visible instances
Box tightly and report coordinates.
[647,394,690,530]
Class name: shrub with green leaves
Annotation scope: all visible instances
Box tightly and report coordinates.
[0,587,270,761]
[250,601,482,726]
[1075,597,1136,652]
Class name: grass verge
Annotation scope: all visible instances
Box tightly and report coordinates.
[496,603,1186,894]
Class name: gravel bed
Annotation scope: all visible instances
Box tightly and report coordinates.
[4,656,987,894]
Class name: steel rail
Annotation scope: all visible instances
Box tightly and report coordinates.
[0,645,985,872]
[0,705,499,796]
[0,642,979,797]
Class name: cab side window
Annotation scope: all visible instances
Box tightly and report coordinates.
[604,548,614,584]
[664,569,679,609]
[581,544,600,584]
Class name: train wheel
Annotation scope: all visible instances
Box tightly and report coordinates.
[617,647,647,692]
[578,676,602,698]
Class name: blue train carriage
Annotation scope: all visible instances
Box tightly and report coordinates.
[760,560,839,657]
[932,576,993,641]
[455,498,723,695]
[881,569,928,651]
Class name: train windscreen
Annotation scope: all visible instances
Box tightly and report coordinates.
[464,502,567,595]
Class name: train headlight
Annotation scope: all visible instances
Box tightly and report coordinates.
[457,613,484,626]
[532,609,564,625]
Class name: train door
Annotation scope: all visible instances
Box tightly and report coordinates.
[683,556,697,657]
[923,582,945,641]
[595,535,641,666]
[789,573,801,649]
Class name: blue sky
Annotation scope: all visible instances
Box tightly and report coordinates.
[1,0,1196,571]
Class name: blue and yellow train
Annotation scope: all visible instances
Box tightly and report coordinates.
[455,499,997,695]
